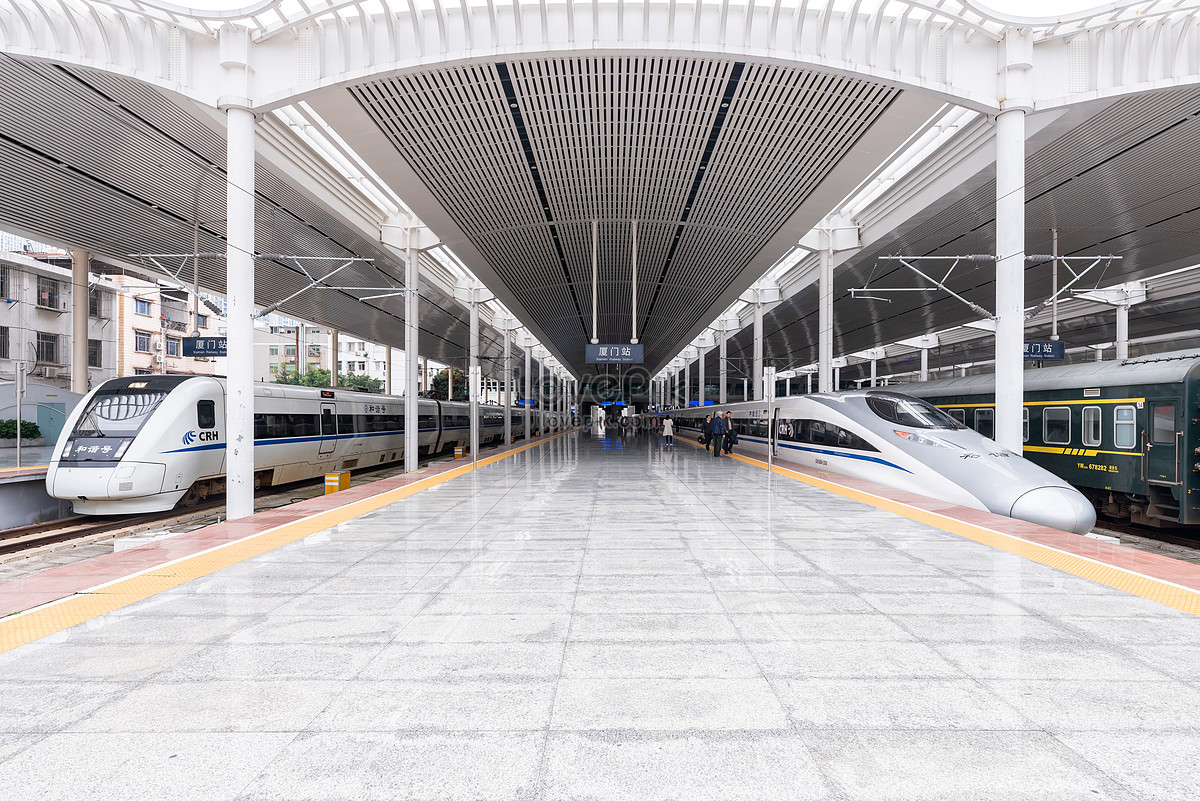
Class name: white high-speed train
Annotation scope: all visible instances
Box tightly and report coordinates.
[668,389,1096,535]
[47,375,538,515]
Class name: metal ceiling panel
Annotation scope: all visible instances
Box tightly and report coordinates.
[347,57,903,374]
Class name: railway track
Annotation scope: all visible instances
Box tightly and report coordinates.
[1090,518,1200,566]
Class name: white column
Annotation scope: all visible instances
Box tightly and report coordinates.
[404,238,419,472]
[807,372,813,394]
[698,348,706,409]
[524,343,531,438]
[469,297,480,455]
[538,355,545,434]
[1115,303,1129,361]
[870,358,877,388]
[833,366,840,390]
[920,348,929,382]
[752,300,763,401]
[819,232,834,393]
[995,107,1026,453]
[719,329,728,404]
[503,325,512,444]
[684,362,691,408]
[785,377,791,396]
[224,106,256,521]
[385,346,393,395]
[70,249,89,394]
[330,330,339,386]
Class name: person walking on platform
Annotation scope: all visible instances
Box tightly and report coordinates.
[662,416,674,446]
[701,414,712,450]
[723,411,738,455]
[710,412,725,458]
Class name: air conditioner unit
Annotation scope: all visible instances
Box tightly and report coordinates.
[155,341,165,351]
[154,354,165,364]
[41,367,60,379]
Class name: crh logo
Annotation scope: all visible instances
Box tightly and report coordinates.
[182,430,197,445]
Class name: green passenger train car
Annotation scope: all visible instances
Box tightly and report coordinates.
[900,350,1200,527]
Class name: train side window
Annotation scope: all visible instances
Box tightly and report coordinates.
[974,409,994,439]
[1081,406,1102,447]
[1043,407,1071,445]
[1114,406,1136,449]
[321,408,336,436]
[949,409,966,425]
[1022,408,1029,443]
[1152,405,1175,443]
[197,400,216,430]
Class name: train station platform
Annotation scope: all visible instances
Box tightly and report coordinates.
[2,430,1199,800]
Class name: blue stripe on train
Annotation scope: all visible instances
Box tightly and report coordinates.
[722,434,912,474]
[161,425,514,454]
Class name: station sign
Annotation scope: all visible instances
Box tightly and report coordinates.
[586,344,643,364]
[1023,341,1065,360]
[182,337,228,357]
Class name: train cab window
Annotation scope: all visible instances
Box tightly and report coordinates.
[1043,407,1071,445]
[974,409,994,439]
[949,409,966,425]
[1152,405,1176,444]
[866,393,965,429]
[197,400,216,430]
[1081,406,1102,447]
[1114,406,1136,449]
[1022,408,1029,443]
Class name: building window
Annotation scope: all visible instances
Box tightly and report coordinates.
[269,345,279,356]
[285,345,297,357]
[89,288,102,317]
[166,337,180,357]
[87,339,101,368]
[197,313,208,329]
[135,298,152,315]
[36,332,58,363]
[269,363,280,375]
[0,326,7,359]
[135,331,151,353]
[36,276,59,309]
[1043,407,1071,445]
[0,265,9,300]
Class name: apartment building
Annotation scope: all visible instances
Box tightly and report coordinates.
[0,253,119,389]
[110,274,225,378]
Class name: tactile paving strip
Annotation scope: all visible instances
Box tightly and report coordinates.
[691,438,1200,616]
[0,431,574,653]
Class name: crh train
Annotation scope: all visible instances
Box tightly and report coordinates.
[46,375,538,515]
[898,350,1200,527]
[668,389,1096,535]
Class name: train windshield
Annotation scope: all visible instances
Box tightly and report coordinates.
[865,393,965,430]
[70,389,170,439]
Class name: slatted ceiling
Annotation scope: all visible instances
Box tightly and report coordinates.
[353,57,899,370]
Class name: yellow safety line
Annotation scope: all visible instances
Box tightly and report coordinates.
[685,438,1200,616]
[0,430,576,653]
[0,464,48,473]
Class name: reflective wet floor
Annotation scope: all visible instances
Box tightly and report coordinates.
[1,431,1198,800]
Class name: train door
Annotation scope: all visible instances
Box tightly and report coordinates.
[319,403,337,455]
[1145,401,1180,483]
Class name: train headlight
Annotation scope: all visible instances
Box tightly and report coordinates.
[113,439,132,459]
[61,440,75,458]
[893,430,962,449]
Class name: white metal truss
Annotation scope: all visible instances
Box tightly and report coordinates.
[851,253,1122,322]
[0,0,1196,114]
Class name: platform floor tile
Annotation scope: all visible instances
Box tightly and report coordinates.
[1,431,1198,799]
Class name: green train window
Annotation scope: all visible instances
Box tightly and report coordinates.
[974,409,994,439]
[949,409,966,425]
[1022,408,1029,443]
[1044,407,1071,445]
[1082,406,1101,447]
[1152,405,1175,444]
[1114,406,1136,449]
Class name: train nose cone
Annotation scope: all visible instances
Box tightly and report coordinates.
[1009,486,1096,535]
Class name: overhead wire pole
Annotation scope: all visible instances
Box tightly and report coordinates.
[404,232,420,473]
[524,337,532,439]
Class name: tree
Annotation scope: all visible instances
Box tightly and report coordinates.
[431,368,467,401]
[272,368,383,393]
